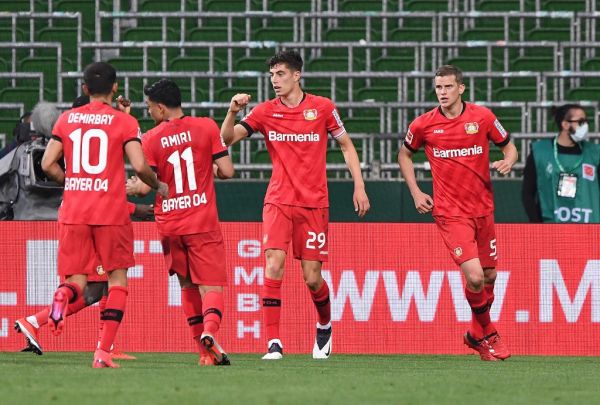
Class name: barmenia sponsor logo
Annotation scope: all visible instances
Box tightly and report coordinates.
[268,130,320,142]
[432,145,483,158]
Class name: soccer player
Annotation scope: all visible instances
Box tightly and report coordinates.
[221,50,370,360]
[15,202,152,359]
[398,65,517,361]
[126,79,233,366]
[41,61,168,368]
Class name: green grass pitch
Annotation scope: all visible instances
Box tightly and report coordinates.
[1,352,599,404]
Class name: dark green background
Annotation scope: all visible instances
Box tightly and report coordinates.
[132,180,528,223]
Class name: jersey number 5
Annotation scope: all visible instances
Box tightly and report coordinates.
[167,146,197,194]
[68,128,108,174]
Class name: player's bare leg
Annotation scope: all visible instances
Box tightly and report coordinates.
[461,259,498,361]
[198,285,230,366]
[93,269,127,369]
[483,267,510,359]
[262,249,286,360]
[302,260,332,359]
[49,274,87,336]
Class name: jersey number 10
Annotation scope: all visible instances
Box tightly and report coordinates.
[68,128,108,174]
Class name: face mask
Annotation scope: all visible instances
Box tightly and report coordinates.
[570,122,589,142]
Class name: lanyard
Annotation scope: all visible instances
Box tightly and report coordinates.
[553,137,583,173]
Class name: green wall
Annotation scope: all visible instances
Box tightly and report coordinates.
[203,180,528,223]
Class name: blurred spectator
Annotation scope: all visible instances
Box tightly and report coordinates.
[522,104,600,223]
[0,112,32,159]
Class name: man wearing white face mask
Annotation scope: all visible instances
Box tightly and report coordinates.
[522,104,600,223]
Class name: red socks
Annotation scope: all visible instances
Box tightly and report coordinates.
[310,281,331,326]
[97,295,108,346]
[465,287,496,340]
[98,286,127,352]
[262,278,282,341]
[202,291,224,335]
[181,287,204,339]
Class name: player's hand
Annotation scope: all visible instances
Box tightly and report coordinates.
[116,95,131,114]
[413,191,434,214]
[229,93,251,113]
[133,204,154,220]
[353,187,370,218]
[492,160,513,175]
[126,175,144,196]
[156,181,169,198]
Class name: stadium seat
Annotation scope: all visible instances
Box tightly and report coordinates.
[0,87,43,110]
[339,0,385,11]
[187,26,243,42]
[0,27,26,42]
[372,56,416,72]
[36,27,82,60]
[123,27,179,42]
[565,87,600,101]
[356,87,399,102]
[544,0,586,11]
[343,117,381,133]
[252,149,271,163]
[511,56,555,72]
[476,0,522,11]
[169,56,226,72]
[326,149,346,163]
[254,27,295,42]
[270,0,313,12]
[106,56,159,72]
[404,0,449,11]
[493,86,537,102]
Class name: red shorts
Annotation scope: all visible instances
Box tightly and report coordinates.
[262,203,329,262]
[57,223,135,277]
[434,214,498,268]
[161,230,227,286]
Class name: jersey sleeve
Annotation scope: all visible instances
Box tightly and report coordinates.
[485,109,510,146]
[207,118,229,160]
[51,112,66,142]
[240,104,264,136]
[122,114,142,145]
[404,118,424,152]
[141,133,157,168]
[326,100,346,139]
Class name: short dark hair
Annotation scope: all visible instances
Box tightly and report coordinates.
[267,50,303,72]
[551,104,585,129]
[72,95,90,108]
[143,79,182,108]
[435,65,464,85]
[83,62,117,95]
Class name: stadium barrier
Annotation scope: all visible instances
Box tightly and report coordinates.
[1,221,599,356]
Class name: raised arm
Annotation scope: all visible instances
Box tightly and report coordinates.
[221,93,251,146]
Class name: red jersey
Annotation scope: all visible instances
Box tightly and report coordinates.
[142,116,228,236]
[241,93,345,208]
[404,102,510,217]
[52,101,140,225]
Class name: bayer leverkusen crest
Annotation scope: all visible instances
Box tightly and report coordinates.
[303,109,318,120]
[464,122,479,135]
